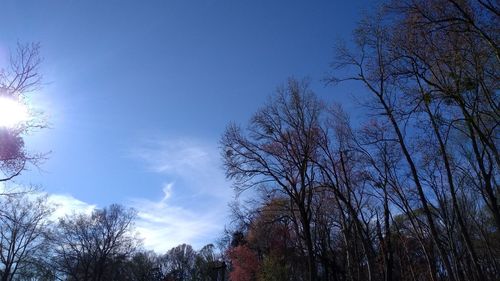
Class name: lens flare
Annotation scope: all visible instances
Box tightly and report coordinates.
[0,96,29,128]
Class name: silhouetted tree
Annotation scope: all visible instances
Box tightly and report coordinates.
[53,204,138,281]
[222,78,323,281]
[161,244,197,281]
[0,194,53,281]
[126,251,163,281]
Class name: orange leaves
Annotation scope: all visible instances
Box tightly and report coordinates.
[227,245,260,281]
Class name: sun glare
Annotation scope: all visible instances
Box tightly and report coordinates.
[0,96,29,128]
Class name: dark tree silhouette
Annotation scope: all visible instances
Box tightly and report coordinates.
[0,194,53,281]
[53,204,138,281]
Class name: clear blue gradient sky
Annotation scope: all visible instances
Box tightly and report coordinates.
[1,0,372,251]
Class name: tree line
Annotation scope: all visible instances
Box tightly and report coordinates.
[0,193,226,281]
[219,1,499,281]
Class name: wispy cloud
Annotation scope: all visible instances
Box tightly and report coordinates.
[46,184,226,252]
[129,182,223,252]
[129,137,232,251]
[132,137,230,198]
[2,136,233,253]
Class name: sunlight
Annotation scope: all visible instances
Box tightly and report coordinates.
[0,96,29,128]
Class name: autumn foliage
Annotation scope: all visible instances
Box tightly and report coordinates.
[227,245,259,281]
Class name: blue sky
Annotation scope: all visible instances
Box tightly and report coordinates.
[1,0,370,252]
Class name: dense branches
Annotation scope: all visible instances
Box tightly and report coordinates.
[53,205,138,281]
[0,194,53,281]
[222,79,323,281]
[221,2,498,281]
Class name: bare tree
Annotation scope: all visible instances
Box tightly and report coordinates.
[0,42,46,183]
[0,193,53,281]
[161,244,197,281]
[222,78,323,281]
[53,204,138,281]
[330,1,499,280]
[127,251,163,281]
[217,2,498,281]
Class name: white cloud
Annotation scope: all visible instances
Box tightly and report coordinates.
[45,186,224,252]
[132,137,230,199]
[0,182,96,220]
[47,193,96,219]
[135,138,210,173]
[1,137,233,253]
[129,137,233,252]
[130,182,223,252]
[161,182,173,201]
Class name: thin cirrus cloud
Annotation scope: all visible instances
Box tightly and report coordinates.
[128,137,233,252]
[132,137,230,198]
[48,193,96,219]
[47,186,224,252]
[129,182,223,252]
[1,137,233,253]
